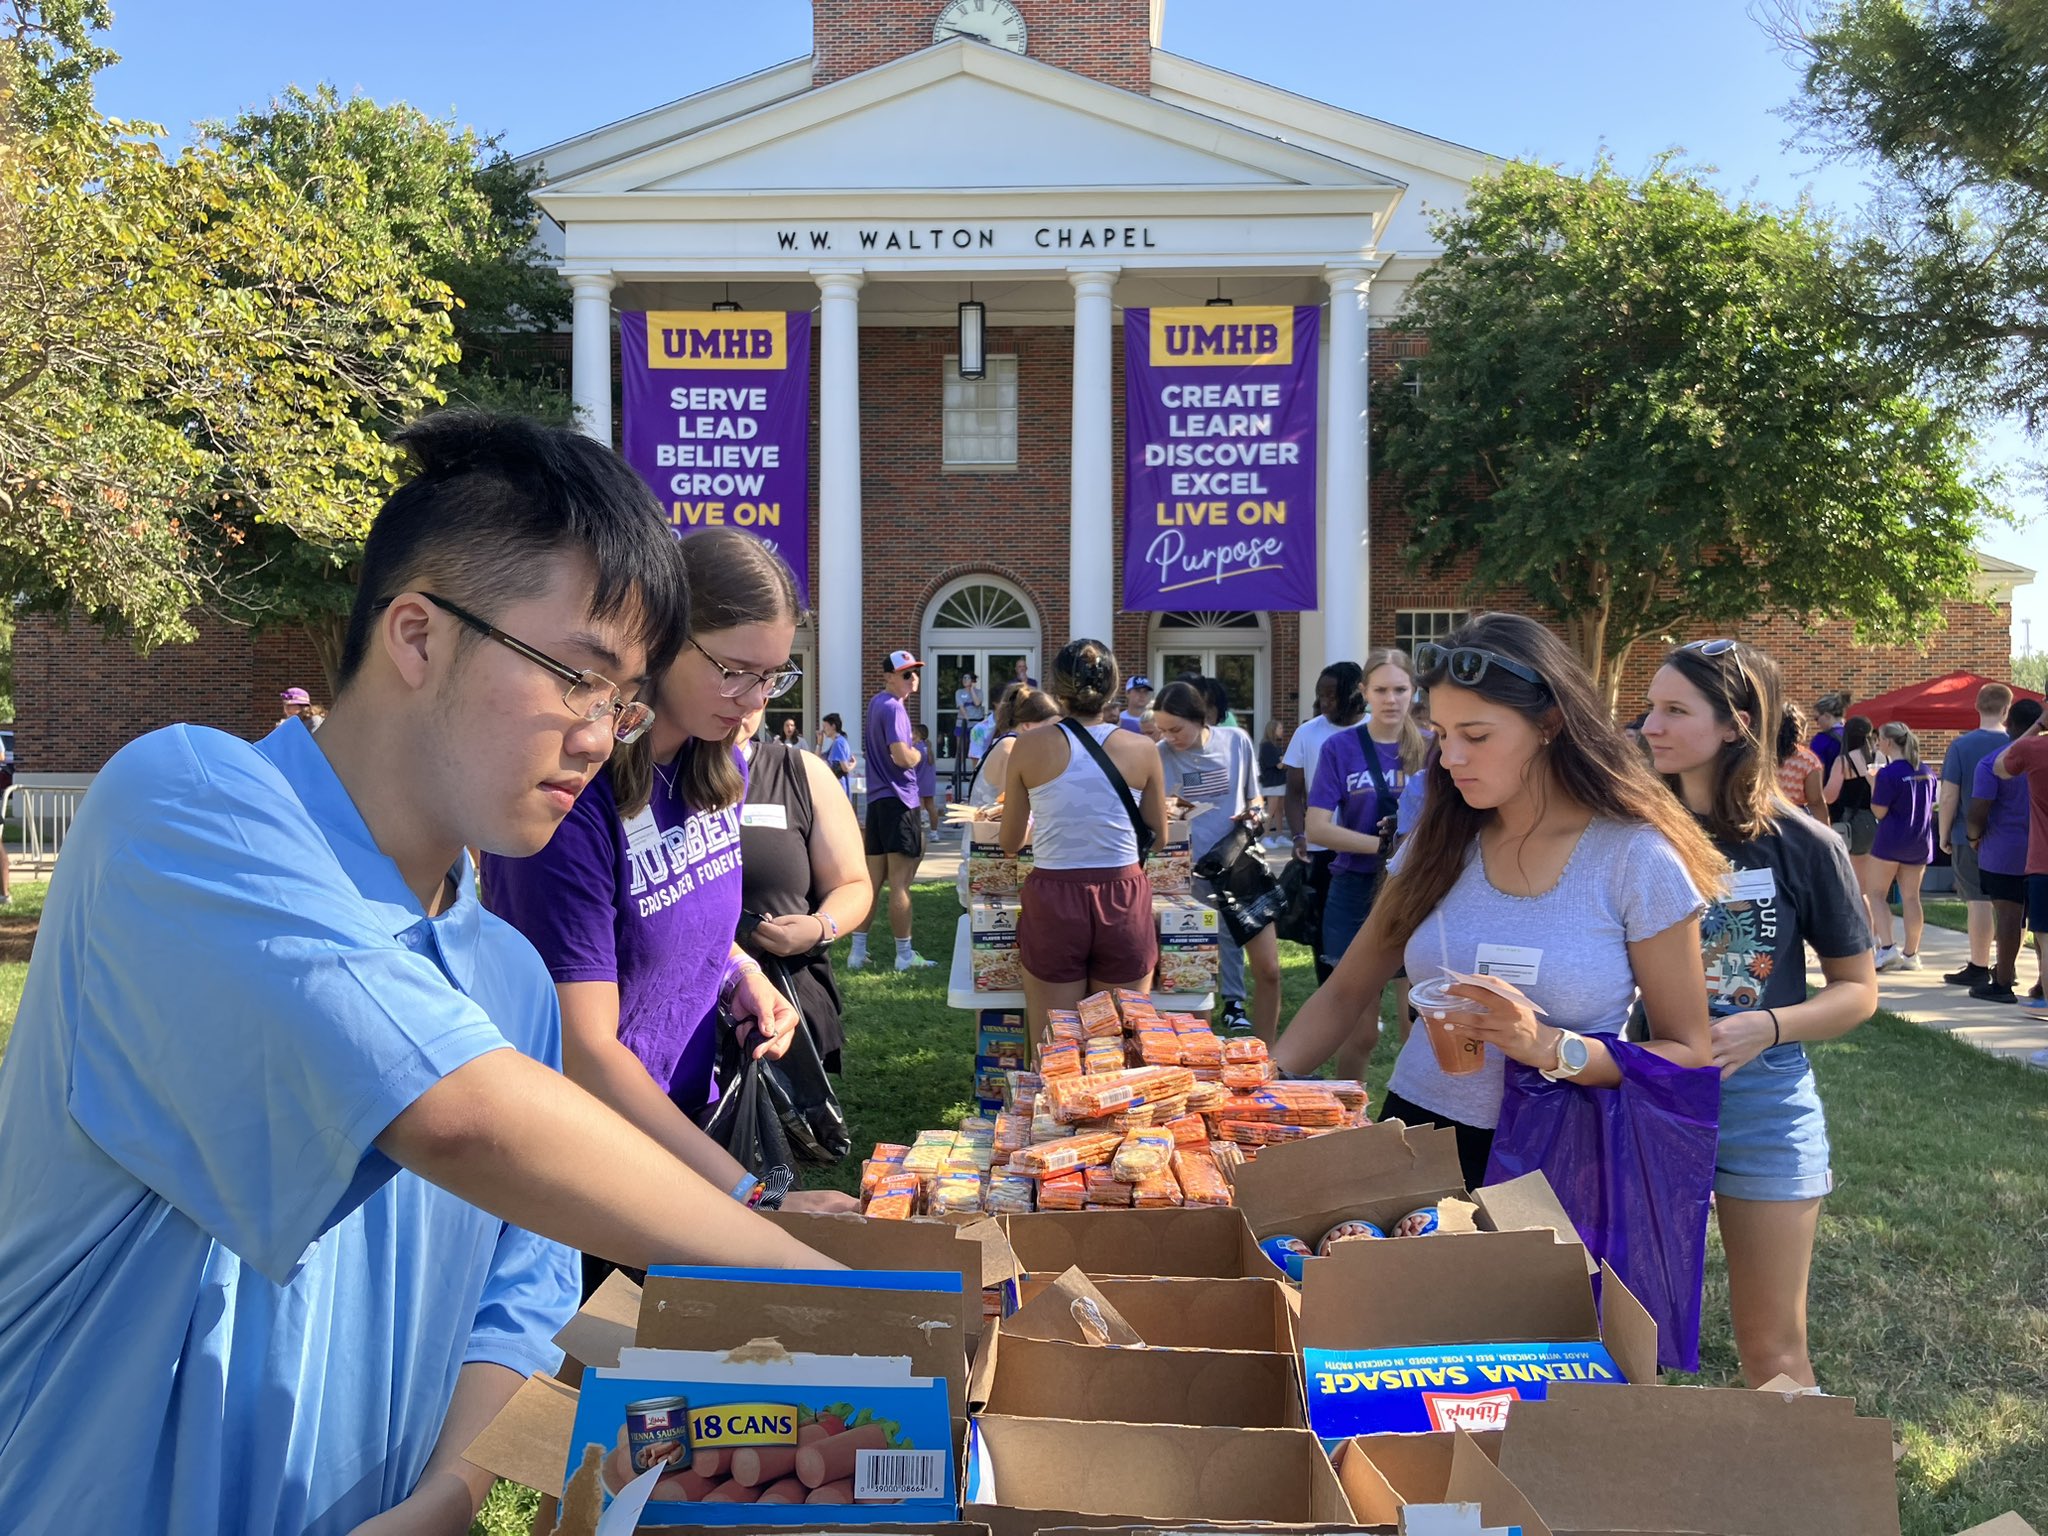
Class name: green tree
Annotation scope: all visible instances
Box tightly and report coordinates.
[199,86,572,680]
[1771,0,2048,429]
[1375,157,1995,703]
[0,1,457,650]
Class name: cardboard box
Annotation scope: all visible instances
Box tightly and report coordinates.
[466,1269,972,1534]
[965,821,1032,896]
[969,896,1024,993]
[1299,1227,1657,1440]
[762,1211,1008,1354]
[1153,895,1220,994]
[1001,1207,1266,1285]
[1147,819,1195,897]
[1003,1274,1299,1356]
[1494,1382,1902,1536]
[1229,1120,1581,1256]
[1952,1520,2040,1536]
[964,1415,1355,1536]
[968,1323,1306,1429]
[1336,1430,1547,1536]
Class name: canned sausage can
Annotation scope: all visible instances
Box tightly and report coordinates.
[625,1395,692,1473]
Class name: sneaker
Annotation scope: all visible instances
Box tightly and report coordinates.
[1218,1001,1252,1035]
[895,951,937,971]
[1873,945,1902,971]
[1969,981,2018,1004]
[848,947,869,972]
[2032,981,2044,1001]
[1943,962,1992,986]
[2024,996,2048,1013]
[1896,952,1923,971]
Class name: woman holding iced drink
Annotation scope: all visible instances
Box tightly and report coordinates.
[1275,613,1719,1189]
[1639,639,1876,1387]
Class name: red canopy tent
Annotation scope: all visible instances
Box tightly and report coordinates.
[1848,671,2043,732]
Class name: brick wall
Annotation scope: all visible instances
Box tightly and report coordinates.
[812,0,1153,90]
[14,613,327,773]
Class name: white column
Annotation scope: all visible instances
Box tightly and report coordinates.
[815,268,865,735]
[1322,266,1373,667]
[1068,268,1119,645]
[569,271,616,444]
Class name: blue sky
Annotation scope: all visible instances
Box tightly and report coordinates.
[94,0,2042,653]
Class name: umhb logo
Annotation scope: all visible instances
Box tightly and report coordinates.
[1148,306,1294,368]
[646,311,790,371]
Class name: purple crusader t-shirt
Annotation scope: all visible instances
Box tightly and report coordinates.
[483,754,746,1116]
[1869,758,1937,866]
[1970,749,2032,876]
[866,690,919,807]
[1309,728,1411,876]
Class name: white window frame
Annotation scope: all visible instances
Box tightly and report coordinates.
[1393,609,1471,655]
[942,354,1019,468]
[920,575,1041,747]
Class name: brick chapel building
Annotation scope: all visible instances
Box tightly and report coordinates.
[15,0,2031,772]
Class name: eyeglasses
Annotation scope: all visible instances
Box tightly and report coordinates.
[1679,639,1763,736]
[1414,643,1552,698]
[416,593,654,744]
[690,637,803,701]
[1681,638,1737,657]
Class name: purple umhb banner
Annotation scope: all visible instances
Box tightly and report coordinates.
[1122,305,1320,612]
[620,310,812,602]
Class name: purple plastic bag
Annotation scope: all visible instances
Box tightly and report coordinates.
[1483,1038,1720,1373]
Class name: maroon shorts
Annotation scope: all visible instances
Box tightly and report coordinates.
[1017,865,1158,986]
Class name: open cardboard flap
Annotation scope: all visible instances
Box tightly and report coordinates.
[995,1266,1143,1348]
[965,1415,1353,1536]
[555,1269,643,1380]
[1000,1207,1265,1283]
[1949,1519,2040,1536]
[763,1210,1008,1349]
[970,1322,1305,1429]
[1300,1229,1657,1390]
[637,1270,970,1424]
[1496,1383,1901,1536]
[1336,1429,1551,1536]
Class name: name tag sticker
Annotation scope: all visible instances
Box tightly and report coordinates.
[739,803,789,830]
[621,806,663,857]
[1728,867,1778,903]
[1472,943,1542,987]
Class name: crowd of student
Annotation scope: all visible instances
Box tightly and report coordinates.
[0,411,2039,1530]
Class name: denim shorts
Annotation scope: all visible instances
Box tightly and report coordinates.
[1715,1041,1834,1201]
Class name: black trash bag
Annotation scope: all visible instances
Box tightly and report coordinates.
[698,959,853,1168]
[1273,855,1323,948]
[1194,820,1286,948]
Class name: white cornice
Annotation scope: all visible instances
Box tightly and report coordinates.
[518,57,813,185]
[1973,549,2036,602]
[541,38,1403,198]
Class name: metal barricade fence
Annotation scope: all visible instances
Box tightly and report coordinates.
[1,775,95,872]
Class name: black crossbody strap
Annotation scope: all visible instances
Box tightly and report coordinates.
[1061,718,1154,861]
[1354,723,1397,816]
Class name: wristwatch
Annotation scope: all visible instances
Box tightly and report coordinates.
[1540,1029,1592,1082]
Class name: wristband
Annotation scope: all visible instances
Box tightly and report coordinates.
[818,910,839,942]
[1765,1008,1780,1048]
[729,1171,760,1205]
[720,955,764,1001]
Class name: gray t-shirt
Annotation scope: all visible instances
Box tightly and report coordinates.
[1160,724,1258,860]
[1384,818,1705,1130]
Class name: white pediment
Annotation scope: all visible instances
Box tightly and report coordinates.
[540,40,1401,201]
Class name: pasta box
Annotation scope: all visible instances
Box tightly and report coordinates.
[968,896,1023,993]
[1147,818,1196,897]
[964,821,1031,896]
[1153,895,1219,995]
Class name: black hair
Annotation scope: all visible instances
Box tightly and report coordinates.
[1048,639,1119,718]
[2008,698,2043,734]
[1154,680,1208,725]
[822,712,844,731]
[1318,661,1366,725]
[1192,676,1232,726]
[339,411,686,688]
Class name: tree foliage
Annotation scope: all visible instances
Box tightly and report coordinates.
[1375,157,1995,697]
[1772,0,2048,429]
[1,7,571,679]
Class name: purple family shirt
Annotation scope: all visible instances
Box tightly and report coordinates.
[1869,758,1937,866]
[1308,729,1410,876]
[484,754,747,1115]
[866,690,920,807]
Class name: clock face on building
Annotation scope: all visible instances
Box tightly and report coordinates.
[933,0,1027,53]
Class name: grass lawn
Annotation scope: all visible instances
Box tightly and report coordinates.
[0,877,2034,1533]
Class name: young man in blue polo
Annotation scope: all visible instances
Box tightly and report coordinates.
[0,414,834,1534]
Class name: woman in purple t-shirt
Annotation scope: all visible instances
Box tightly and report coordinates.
[485,530,855,1270]
[1863,720,1937,971]
[1306,648,1429,1070]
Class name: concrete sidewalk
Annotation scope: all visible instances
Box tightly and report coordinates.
[1808,919,2048,1069]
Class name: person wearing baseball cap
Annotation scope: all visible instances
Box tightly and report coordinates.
[1118,676,1154,734]
[853,650,935,971]
[277,687,313,731]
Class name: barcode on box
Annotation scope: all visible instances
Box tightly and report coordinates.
[854,1448,946,1500]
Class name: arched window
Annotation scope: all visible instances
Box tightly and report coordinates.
[921,576,1042,769]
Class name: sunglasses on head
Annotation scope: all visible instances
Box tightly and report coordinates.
[1414,642,1552,699]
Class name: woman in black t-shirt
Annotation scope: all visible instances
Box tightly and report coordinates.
[1641,640,1879,1389]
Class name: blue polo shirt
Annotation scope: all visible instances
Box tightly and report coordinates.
[0,722,577,1533]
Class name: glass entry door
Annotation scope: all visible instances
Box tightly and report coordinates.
[1154,647,1261,744]
[932,650,1034,759]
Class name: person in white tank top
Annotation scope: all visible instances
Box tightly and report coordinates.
[1002,640,1169,1043]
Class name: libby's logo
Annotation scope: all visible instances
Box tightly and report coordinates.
[647,311,790,371]
[1148,306,1293,368]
